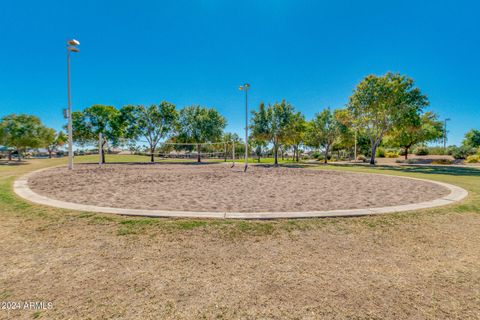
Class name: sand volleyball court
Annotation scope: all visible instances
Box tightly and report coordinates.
[26,163,451,213]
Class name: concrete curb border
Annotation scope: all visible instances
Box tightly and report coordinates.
[13,167,469,219]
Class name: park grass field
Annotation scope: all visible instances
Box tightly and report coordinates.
[0,155,479,319]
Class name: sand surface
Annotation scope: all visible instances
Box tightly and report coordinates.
[28,163,450,212]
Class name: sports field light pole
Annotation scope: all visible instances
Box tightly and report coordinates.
[239,83,250,172]
[443,118,450,150]
[66,39,80,170]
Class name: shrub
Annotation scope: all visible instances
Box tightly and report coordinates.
[414,146,429,156]
[396,159,421,164]
[385,151,398,158]
[357,155,367,162]
[446,145,458,156]
[465,155,480,163]
[376,147,386,158]
[431,158,454,165]
[312,153,331,161]
[427,146,446,155]
[451,146,476,159]
[397,159,421,164]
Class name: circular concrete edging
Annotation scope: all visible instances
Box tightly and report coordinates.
[13,167,469,219]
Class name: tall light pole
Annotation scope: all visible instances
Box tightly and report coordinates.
[239,83,250,172]
[66,39,80,170]
[443,118,450,150]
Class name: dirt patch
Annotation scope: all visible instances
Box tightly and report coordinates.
[28,163,450,212]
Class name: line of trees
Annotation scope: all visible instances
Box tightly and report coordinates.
[71,104,227,163]
[250,73,446,166]
[2,72,478,165]
[0,114,66,161]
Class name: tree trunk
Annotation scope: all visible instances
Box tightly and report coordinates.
[281,147,284,160]
[404,147,409,160]
[197,144,201,163]
[324,145,329,164]
[370,143,378,165]
[8,151,12,161]
[101,141,106,164]
[17,149,21,162]
[292,146,296,161]
[150,146,155,162]
[224,144,227,162]
[274,144,279,167]
[48,149,53,159]
[296,144,300,162]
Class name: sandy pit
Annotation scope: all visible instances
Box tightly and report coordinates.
[27,163,450,213]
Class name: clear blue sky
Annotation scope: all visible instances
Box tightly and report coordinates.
[1,0,479,145]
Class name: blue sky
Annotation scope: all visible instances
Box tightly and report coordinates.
[0,0,478,145]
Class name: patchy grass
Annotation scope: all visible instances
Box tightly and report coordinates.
[1,155,479,237]
[1,154,479,236]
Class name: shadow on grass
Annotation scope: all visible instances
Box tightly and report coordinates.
[0,160,29,166]
[331,163,480,177]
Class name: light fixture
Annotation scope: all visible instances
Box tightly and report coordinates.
[67,39,80,46]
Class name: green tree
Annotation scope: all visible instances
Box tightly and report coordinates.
[72,105,121,163]
[222,132,242,161]
[385,111,444,159]
[40,129,67,158]
[117,105,141,142]
[332,108,356,160]
[250,100,295,166]
[284,111,307,162]
[0,114,47,161]
[176,106,227,162]
[250,137,267,163]
[306,108,341,163]
[0,124,5,146]
[132,102,178,162]
[348,72,429,165]
[462,129,480,148]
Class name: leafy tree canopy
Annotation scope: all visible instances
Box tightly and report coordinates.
[462,129,480,148]
[175,105,226,162]
[176,105,226,143]
[250,100,296,165]
[0,114,48,159]
[385,111,444,159]
[348,72,429,164]
[306,108,341,163]
[39,129,67,158]
[72,105,122,145]
[128,102,178,162]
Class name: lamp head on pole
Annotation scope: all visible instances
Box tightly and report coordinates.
[67,39,80,53]
[239,83,250,91]
[67,39,80,46]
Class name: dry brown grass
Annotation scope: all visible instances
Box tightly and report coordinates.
[1,156,479,319]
